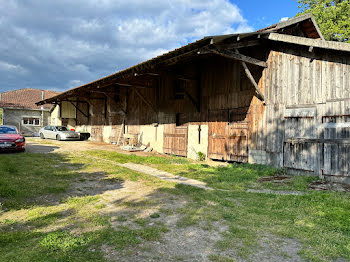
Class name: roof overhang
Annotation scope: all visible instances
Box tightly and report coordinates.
[37,14,348,106]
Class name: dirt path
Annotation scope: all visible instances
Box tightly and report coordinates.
[26,138,212,190]
[26,137,168,157]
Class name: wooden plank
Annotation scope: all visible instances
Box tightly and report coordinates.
[234,49,266,103]
[116,116,125,146]
[215,39,262,49]
[266,33,350,52]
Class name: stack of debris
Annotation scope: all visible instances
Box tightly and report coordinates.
[113,133,153,152]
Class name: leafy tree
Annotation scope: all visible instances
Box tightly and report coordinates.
[296,0,350,42]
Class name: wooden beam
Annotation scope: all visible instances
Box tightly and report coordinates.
[234,48,265,103]
[198,48,267,68]
[116,83,149,89]
[116,115,126,146]
[183,89,200,112]
[177,75,197,81]
[215,39,263,49]
[60,99,90,103]
[104,94,107,120]
[69,101,89,119]
[132,88,157,113]
[265,33,350,52]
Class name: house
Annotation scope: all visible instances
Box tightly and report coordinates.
[37,14,350,183]
[0,88,61,135]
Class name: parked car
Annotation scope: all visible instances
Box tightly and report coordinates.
[39,126,80,141]
[0,125,26,152]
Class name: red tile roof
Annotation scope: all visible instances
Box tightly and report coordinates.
[0,88,61,110]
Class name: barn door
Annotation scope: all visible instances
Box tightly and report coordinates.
[163,113,188,157]
[208,110,228,160]
[322,116,350,178]
[208,109,249,162]
[91,126,103,142]
[283,108,317,173]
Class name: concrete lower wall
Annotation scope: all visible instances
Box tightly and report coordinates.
[73,123,165,153]
[248,150,268,165]
[187,124,208,160]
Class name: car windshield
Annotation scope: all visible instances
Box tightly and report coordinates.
[56,126,68,131]
[0,126,18,134]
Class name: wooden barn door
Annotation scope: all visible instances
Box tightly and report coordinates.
[208,109,249,162]
[283,108,317,173]
[163,113,188,157]
[322,116,350,178]
[208,110,227,160]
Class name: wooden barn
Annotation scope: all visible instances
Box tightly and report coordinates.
[38,14,350,183]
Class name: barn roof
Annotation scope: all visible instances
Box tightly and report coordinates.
[37,14,349,105]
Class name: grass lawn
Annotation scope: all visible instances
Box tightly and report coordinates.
[1,149,350,262]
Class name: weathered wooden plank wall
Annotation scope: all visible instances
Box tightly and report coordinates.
[263,46,350,182]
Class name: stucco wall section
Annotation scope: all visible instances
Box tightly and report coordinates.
[153,125,164,153]
[61,101,76,119]
[187,124,208,160]
[3,108,50,136]
[103,125,113,143]
[50,105,62,125]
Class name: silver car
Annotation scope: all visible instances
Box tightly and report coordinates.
[39,126,80,141]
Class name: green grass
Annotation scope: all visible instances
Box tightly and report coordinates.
[0,153,78,209]
[84,150,350,262]
[1,148,350,261]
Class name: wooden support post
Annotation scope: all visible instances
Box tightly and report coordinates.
[234,48,266,103]
[104,94,108,120]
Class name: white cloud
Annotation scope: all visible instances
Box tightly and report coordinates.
[0,61,27,74]
[0,0,252,92]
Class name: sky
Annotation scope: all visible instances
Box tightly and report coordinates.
[0,0,300,93]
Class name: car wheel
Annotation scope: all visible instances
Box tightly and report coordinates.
[57,135,62,141]
[40,133,45,139]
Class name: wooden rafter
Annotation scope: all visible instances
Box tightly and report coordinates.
[234,48,265,103]
[215,39,263,49]
[198,48,267,68]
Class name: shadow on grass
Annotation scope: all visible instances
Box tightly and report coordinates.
[0,150,125,210]
[0,149,349,262]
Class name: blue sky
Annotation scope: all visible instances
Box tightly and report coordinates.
[0,0,301,93]
[234,0,300,29]
[184,1,301,38]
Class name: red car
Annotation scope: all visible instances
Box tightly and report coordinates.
[0,125,26,152]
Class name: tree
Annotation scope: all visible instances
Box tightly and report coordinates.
[296,0,350,42]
